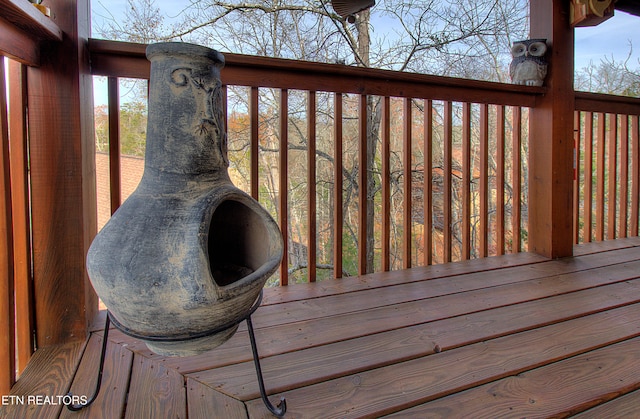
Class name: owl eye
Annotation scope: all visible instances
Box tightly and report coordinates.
[511,44,526,57]
[528,42,547,57]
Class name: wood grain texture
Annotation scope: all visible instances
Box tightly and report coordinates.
[443,101,452,262]
[390,337,640,418]
[125,246,640,375]
[358,94,368,275]
[570,388,640,418]
[479,104,489,257]
[461,102,471,259]
[511,106,522,253]
[5,241,640,418]
[4,341,86,419]
[596,112,606,241]
[307,91,317,282]
[8,60,34,374]
[607,113,618,240]
[250,305,640,419]
[620,114,630,238]
[187,378,248,419]
[333,93,343,278]
[582,111,594,242]
[250,87,259,200]
[0,0,62,41]
[496,105,505,255]
[278,89,289,286]
[423,99,433,265]
[88,39,544,107]
[575,91,640,115]
[59,333,133,419]
[27,0,97,347]
[0,54,16,396]
[632,116,639,237]
[124,354,186,419]
[0,16,40,66]
[528,0,576,258]
[381,96,391,271]
[402,97,412,268]
[200,280,640,402]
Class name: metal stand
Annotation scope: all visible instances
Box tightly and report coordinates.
[66,315,111,411]
[67,291,286,417]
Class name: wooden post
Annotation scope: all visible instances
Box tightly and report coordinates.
[1,53,16,396]
[528,0,575,258]
[27,0,97,346]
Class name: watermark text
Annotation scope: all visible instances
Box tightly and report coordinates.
[2,394,88,406]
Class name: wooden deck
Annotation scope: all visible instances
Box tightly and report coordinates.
[3,238,640,418]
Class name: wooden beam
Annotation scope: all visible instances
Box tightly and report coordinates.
[88,39,544,108]
[0,16,40,66]
[27,0,97,347]
[0,0,63,66]
[0,0,62,41]
[528,0,575,258]
[0,50,16,396]
[8,60,34,373]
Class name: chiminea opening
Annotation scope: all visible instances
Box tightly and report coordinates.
[208,199,270,287]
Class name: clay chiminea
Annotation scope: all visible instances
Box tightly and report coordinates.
[86,42,283,357]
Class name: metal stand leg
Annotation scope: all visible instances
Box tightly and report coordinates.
[66,291,287,417]
[66,314,111,411]
[246,315,287,418]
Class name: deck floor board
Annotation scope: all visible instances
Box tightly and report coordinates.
[4,237,640,418]
[59,334,133,419]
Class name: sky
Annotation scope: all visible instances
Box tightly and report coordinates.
[573,10,640,70]
[90,1,640,105]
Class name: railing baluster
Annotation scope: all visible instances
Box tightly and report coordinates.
[607,113,618,240]
[403,97,412,269]
[279,88,289,286]
[619,115,629,238]
[250,87,259,200]
[573,111,581,244]
[461,102,471,260]
[511,106,522,253]
[0,56,16,395]
[307,91,317,282]
[631,115,639,237]
[358,94,368,275]
[479,104,489,257]
[496,105,505,255]
[443,101,452,263]
[333,93,343,279]
[583,112,594,242]
[381,96,391,271]
[423,100,433,266]
[80,40,640,285]
[108,77,121,214]
[595,112,605,241]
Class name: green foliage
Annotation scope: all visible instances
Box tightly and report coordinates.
[94,100,148,157]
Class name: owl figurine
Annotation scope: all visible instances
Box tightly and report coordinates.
[509,39,548,86]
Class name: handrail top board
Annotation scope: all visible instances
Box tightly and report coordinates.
[88,38,545,107]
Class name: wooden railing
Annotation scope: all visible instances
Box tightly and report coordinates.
[574,92,640,244]
[90,40,640,286]
[2,24,639,397]
[1,0,64,395]
[89,39,544,286]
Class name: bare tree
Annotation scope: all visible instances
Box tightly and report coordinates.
[575,43,640,96]
[94,0,531,277]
